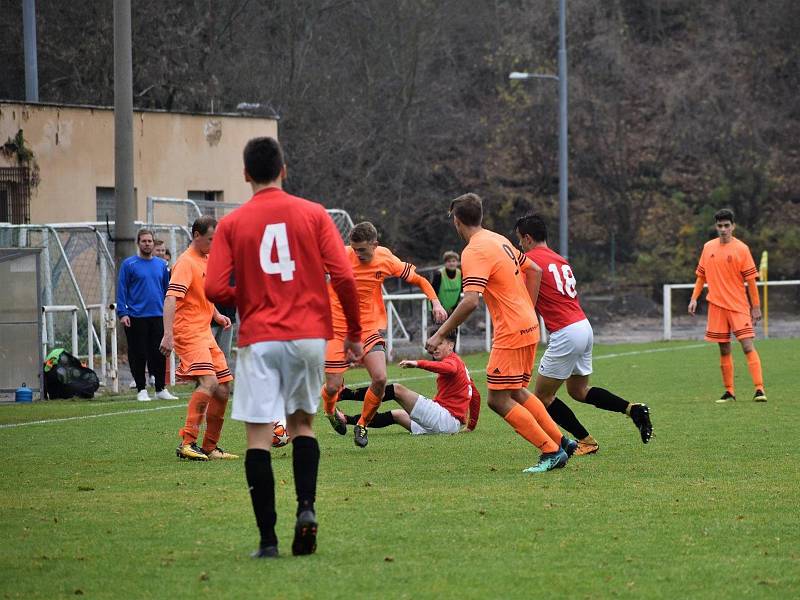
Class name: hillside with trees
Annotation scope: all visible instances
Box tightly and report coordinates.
[2,0,799,293]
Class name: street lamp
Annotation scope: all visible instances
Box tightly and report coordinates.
[508,0,569,259]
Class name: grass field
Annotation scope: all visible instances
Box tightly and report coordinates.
[1,339,798,599]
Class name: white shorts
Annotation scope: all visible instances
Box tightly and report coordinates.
[408,395,462,435]
[231,338,326,423]
[538,319,593,380]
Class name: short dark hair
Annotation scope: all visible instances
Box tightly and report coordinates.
[192,215,217,237]
[714,208,735,223]
[429,327,458,345]
[350,222,378,243]
[136,229,154,243]
[515,214,548,243]
[153,239,165,247]
[449,193,482,227]
[243,136,284,184]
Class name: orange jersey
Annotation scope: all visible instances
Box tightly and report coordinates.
[329,246,432,333]
[166,246,215,347]
[696,238,758,315]
[461,229,539,349]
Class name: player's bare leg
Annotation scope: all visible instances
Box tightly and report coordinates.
[738,337,766,402]
[286,410,319,556]
[322,372,347,434]
[567,375,652,444]
[534,374,596,455]
[353,349,388,447]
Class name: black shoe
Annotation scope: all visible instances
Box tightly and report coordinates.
[753,389,767,402]
[354,424,368,448]
[629,404,653,444]
[251,545,278,559]
[326,410,347,436]
[716,391,736,404]
[291,510,318,556]
[560,435,578,457]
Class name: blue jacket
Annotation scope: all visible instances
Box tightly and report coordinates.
[116,256,170,318]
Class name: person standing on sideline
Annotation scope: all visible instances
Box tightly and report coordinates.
[426,193,576,474]
[515,214,652,455]
[429,250,462,316]
[161,216,237,461]
[153,239,168,261]
[205,136,362,559]
[117,229,178,401]
[688,208,766,403]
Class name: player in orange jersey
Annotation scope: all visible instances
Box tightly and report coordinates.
[426,193,577,473]
[322,221,448,448]
[689,208,766,403]
[160,216,237,461]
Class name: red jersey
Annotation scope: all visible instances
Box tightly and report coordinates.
[415,352,481,430]
[525,245,586,332]
[205,187,361,346]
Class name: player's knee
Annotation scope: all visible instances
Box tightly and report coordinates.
[215,383,230,401]
[394,383,408,396]
[567,386,588,403]
[719,343,732,355]
[371,375,387,393]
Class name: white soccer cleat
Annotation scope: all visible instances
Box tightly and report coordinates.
[136,389,152,402]
[156,389,179,400]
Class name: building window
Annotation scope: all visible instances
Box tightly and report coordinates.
[96,187,137,223]
[187,190,224,217]
[0,167,32,224]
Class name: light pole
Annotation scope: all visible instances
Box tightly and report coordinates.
[508,0,568,259]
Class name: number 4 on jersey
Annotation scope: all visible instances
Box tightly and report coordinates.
[260,223,296,281]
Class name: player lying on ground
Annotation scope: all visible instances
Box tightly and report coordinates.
[336,329,481,434]
[515,214,653,454]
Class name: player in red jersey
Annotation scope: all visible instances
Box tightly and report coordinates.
[337,329,482,434]
[206,137,363,559]
[514,214,653,454]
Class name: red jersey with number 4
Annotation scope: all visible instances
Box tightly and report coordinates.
[525,245,586,332]
[205,187,361,347]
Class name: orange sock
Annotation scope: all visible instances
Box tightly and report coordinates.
[357,388,383,427]
[201,393,229,452]
[504,404,560,453]
[522,394,564,447]
[744,350,764,390]
[180,389,211,445]
[321,385,340,415]
[720,353,734,394]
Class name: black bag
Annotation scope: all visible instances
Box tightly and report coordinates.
[43,348,100,399]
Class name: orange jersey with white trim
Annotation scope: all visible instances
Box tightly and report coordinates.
[461,229,539,349]
[166,246,215,347]
[329,246,417,333]
[695,237,758,315]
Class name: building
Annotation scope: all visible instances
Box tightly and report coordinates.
[0,101,278,224]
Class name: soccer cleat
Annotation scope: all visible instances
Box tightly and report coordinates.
[251,545,279,559]
[326,410,347,436]
[204,446,239,460]
[753,389,767,402]
[629,404,653,444]
[523,448,569,474]
[155,389,179,400]
[716,391,736,404]
[354,424,368,448]
[291,510,318,556]
[574,438,600,456]
[176,442,209,461]
[560,435,578,457]
[136,389,152,402]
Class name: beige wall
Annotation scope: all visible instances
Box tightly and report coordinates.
[0,102,277,224]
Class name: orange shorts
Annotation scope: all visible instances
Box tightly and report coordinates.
[175,342,233,383]
[705,303,754,342]
[324,330,385,373]
[486,344,537,390]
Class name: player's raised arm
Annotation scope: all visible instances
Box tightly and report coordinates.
[205,220,236,306]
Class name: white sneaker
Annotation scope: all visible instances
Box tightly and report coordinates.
[136,389,152,402]
[156,389,179,400]
[129,380,137,389]
[149,375,156,387]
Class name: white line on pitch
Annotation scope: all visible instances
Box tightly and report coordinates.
[1,343,705,429]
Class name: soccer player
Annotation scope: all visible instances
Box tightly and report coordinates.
[160,216,236,462]
[322,221,448,448]
[688,208,765,403]
[426,193,576,474]
[337,329,481,434]
[515,214,653,454]
[205,136,362,559]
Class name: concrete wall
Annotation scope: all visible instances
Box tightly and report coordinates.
[0,102,277,223]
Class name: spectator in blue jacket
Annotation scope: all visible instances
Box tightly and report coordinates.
[117,229,178,401]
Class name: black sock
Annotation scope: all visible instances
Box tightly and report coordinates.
[245,448,277,548]
[584,387,629,414]
[546,397,590,440]
[344,413,359,425]
[342,384,394,402]
[292,436,320,516]
[366,411,396,428]
[382,384,395,401]
[339,387,357,400]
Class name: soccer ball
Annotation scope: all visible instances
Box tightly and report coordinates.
[272,420,290,448]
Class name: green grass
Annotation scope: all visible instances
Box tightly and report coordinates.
[1,339,798,599]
